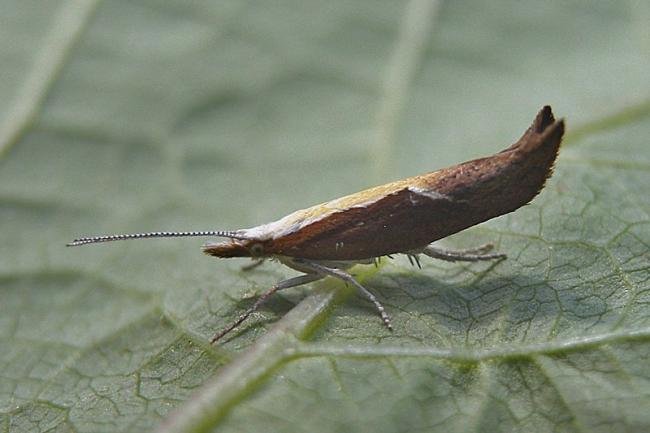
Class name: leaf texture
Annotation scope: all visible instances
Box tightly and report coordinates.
[1,1,649,432]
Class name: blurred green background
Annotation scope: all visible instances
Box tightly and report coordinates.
[1,1,650,432]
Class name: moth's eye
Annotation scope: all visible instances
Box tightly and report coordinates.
[250,243,264,256]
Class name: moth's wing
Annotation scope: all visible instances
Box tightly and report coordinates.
[266,185,466,260]
[503,105,557,153]
[265,106,564,261]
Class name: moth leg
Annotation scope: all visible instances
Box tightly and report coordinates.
[211,273,323,343]
[406,254,422,269]
[297,260,393,330]
[453,243,497,255]
[423,244,506,262]
[241,258,265,272]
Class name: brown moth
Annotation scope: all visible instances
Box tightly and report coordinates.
[68,106,564,342]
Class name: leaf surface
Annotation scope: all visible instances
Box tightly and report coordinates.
[1,1,649,432]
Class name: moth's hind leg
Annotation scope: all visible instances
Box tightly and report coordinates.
[423,243,507,262]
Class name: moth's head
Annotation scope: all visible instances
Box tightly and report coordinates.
[202,239,268,258]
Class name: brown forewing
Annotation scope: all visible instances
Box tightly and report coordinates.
[265,106,564,260]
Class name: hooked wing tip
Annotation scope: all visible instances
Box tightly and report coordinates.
[534,105,555,133]
[505,105,564,154]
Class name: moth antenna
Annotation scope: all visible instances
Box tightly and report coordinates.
[66,230,249,247]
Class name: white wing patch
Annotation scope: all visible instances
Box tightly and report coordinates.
[407,186,449,201]
[244,186,450,241]
[243,193,390,240]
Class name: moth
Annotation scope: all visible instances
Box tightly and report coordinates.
[68,106,564,342]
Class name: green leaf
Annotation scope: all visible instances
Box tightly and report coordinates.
[2,1,649,432]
